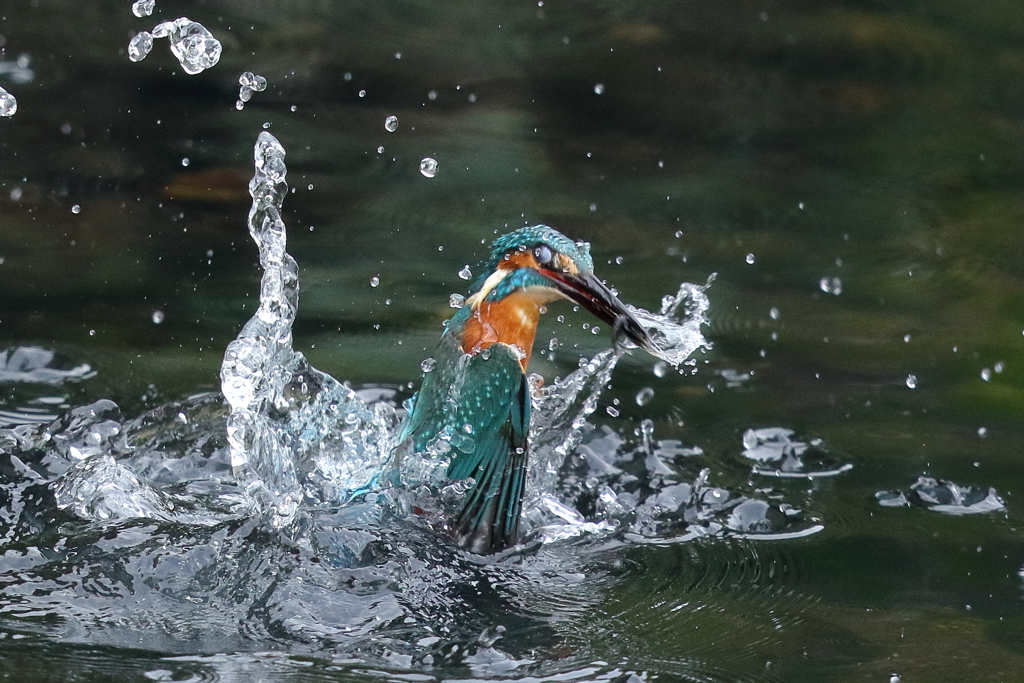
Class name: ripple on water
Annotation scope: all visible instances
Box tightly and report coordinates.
[549,537,873,683]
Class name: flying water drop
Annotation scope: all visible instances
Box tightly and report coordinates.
[127,31,154,62]
[906,374,917,389]
[419,157,438,178]
[421,357,436,373]
[635,387,655,406]
[449,293,465,309]
[236,71,267,110]
[458,265,472,280]
[152,17,222,75]
[819,276,842,295]
[0,87,14,117]
[385,115,398,132]
[131,0,155,17]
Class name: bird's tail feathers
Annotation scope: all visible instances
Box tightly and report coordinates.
[450,440,526,553]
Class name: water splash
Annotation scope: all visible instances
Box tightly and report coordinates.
[0,346,94,384]
[219,132,394,527]
[876,476,1005,515]
[742,427,852,478]
[626,277,713,369]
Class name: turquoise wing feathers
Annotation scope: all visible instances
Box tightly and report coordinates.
[399,338,530,553]
[445,344,529,553]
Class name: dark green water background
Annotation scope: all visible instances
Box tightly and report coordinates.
[3,0,1024,681]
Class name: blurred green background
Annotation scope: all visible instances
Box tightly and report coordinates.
[3,0,1024,680]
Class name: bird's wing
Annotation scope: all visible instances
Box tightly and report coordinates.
[446,343,530,553]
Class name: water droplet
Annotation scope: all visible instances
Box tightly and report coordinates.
[181,157,190,167]
[903,334,911,342]
[88,329,96,336]
[995,361,1005,373]
[889,675,901,683]
[377,146,384,154]
[419,157,438,178]
[369,275,380,287]
[70,204,81,214]
[151,310,165,324]
[156,18,222,75]
[745,253,755,264]
[981,367,992,381]
[593,83,605,95]
[906,374,917,389]
[653,361,667,378]
[606,406,619,417]
[614,255,623,265]
[449,293,465,308]
[457,266,472,281]
[588,203,597,212]
[819,276,842,295]
[421,357,436,373]
[977,426,988,438]
[236,72,267,109]
[769,307,780,320]
[127,31,154,62]
[635,387,655,406]
[427,90,437,101]
[385,115,398,132]
[548,337,559,351]
[131,0,155,17]
[9,187,22,201]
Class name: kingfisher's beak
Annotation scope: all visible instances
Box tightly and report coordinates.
[545,270,654,351]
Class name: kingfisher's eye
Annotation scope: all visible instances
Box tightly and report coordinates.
[534,244,555,267]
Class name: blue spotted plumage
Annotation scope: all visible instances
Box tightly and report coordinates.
[396,225,652,553]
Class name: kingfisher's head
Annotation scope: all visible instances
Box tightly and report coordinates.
[464,225,653,351]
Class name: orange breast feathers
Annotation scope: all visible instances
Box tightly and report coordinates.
[459,254,561,370]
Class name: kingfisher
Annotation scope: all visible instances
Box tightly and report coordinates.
[396,225,653,554]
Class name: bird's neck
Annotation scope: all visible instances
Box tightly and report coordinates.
[459,290,548,370]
